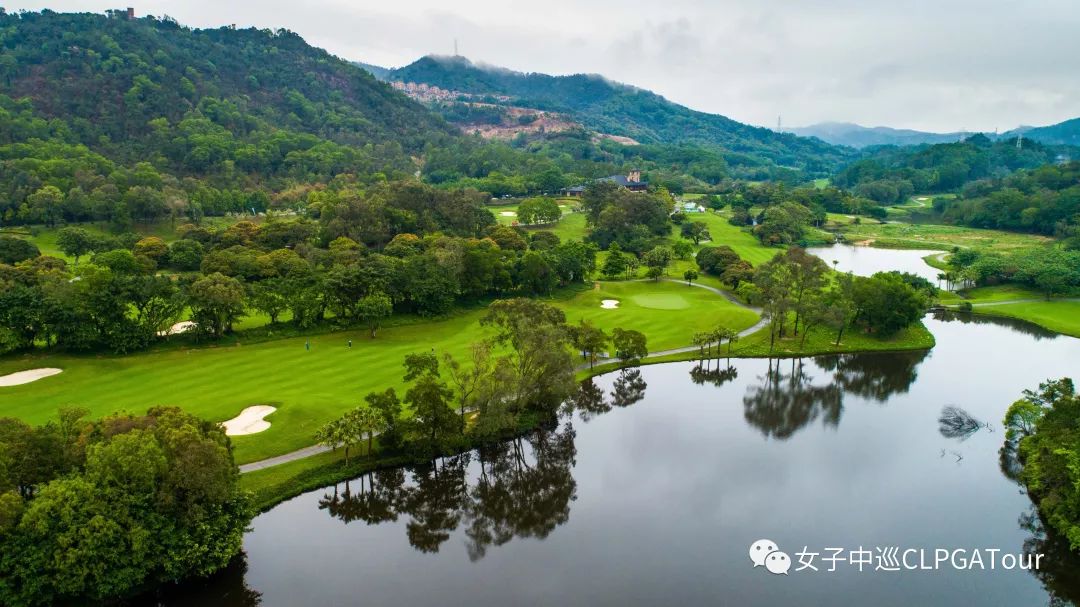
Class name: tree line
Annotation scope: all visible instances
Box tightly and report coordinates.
[0,179,613,355]
[943,245,1080,298]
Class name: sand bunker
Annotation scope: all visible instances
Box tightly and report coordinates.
[600,299,620,309]
[499,211,517,217]
[221,405,276,436]
[158,320,196,337]
[0,368,63,387]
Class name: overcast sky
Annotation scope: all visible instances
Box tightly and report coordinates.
[7,0,1079,132]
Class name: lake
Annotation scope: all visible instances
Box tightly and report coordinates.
[807,244,945,282]
[157,248,1080,606]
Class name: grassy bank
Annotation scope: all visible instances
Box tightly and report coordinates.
[836,221,1052,252]
[935,284,1080,337]
[976,301,1080,337]
[589,321,935,373]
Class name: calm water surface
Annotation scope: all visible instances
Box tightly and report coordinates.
[807,244,945,282]
[158,249,1080,606]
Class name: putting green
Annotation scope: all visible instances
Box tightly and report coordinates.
[630,293,691,310]
[559,280,759,353]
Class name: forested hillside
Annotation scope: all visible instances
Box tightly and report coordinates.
[1,10,815,225]
[1,11,452,158]
[1010,118,1080,147]
[387,55,854,176]
[939,161,1080,238]
[832,134,1065,201]
[0,10,467,225]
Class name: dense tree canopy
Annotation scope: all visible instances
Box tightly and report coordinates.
[0,407,250,606]
[1004,378,1080,550]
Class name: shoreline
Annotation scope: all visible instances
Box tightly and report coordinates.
[240,320,937,512]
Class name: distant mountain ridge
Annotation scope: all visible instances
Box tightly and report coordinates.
[377,55,854,175]
[794,119,1080,149]
[788,122,965,148]
[353,61,391,81]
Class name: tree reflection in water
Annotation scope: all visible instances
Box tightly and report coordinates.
[742,357,843,439]
[931,310,1060,341]
[1018,506,1080,606]
[568,377,611,420]
[142,553,263,606]
[818,350,928,402]
[740,350,929,439]
[610,368,647,409]
[318,423,577,559]
[466,424,577,561]
[689,361,739,388]
[569,368,649,421]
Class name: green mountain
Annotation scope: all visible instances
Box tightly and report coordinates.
[833,134,1063,197]
[0,10,490,224]
[789,122,965,148]
[1005,118,1080,147]
[386,55,853,175]
[0,10,455,170]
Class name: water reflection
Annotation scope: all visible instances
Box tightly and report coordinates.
[689,361,739,388]
[317,423,578,560]
[931,310,1061,340]
[137,554,262,606]
[818,350,928,402]
[610,369,648,409]
[998,424,1080,605]
[159,310,1080,606]
[569,369,649,421]
[1019,508,1080,606]
[740,350,929,440]
[742,358,843,439]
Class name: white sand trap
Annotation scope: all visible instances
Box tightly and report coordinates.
[158,320,196,337]
[221,405,276,436]
[499,211,517,217]
[600,299,620,309]
[0,368,62,387]
[917,196,930,201]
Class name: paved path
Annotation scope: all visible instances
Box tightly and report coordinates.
[238,278,763,474]
[238,444,331,473]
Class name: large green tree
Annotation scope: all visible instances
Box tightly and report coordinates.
[187,272,247,338]
[480,298,575,414]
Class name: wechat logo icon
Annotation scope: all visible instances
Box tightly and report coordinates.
[749,539,791,575]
